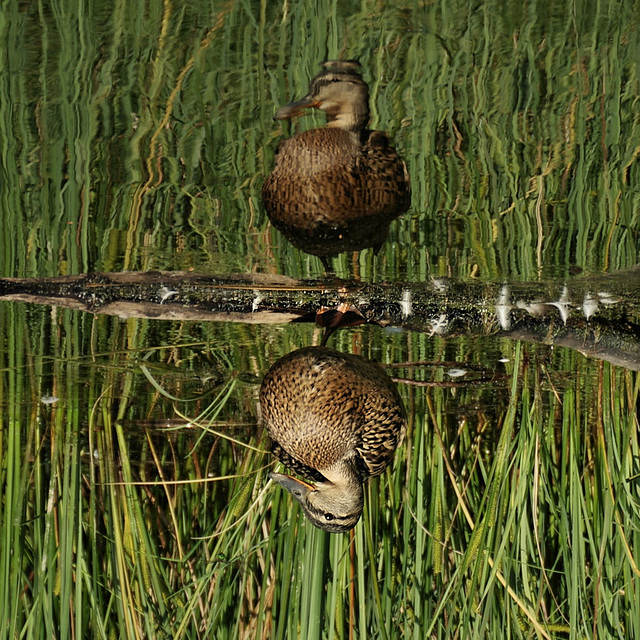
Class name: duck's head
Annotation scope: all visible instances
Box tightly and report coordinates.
[274,60,369,131]
[269,469,364,533]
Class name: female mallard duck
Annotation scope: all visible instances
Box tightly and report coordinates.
[260,347,405,532]
[262,60,411,267]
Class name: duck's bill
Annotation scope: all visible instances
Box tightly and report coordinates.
[269,472,316,503]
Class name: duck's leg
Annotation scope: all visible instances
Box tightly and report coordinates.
[316,303,366,346]
[320,255,334,274]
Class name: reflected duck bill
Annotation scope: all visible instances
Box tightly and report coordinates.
[274,97,322,120]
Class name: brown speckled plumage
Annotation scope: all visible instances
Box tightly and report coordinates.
[262,61,411,263]
[260,347,405,532]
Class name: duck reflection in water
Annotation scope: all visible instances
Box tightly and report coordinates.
[262,60,411,271]
[261,347,406,532]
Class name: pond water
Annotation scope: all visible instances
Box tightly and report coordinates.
[0,1,639,638]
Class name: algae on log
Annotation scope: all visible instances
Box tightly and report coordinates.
[1,270,640,370]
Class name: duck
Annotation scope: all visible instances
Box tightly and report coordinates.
[260,346,406,532]
[262,60,411,269]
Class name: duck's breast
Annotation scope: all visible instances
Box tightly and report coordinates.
[272,128,361,177]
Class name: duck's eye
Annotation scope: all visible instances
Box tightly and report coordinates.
[325,513,334,521]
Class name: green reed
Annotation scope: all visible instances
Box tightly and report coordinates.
[1,299,639,638]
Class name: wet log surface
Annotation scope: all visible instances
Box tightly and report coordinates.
[2,269,640,370]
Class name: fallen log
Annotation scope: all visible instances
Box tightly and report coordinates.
[1,269,640,370]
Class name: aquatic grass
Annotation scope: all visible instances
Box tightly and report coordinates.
[0,307,269,638]
[1,303,639,637]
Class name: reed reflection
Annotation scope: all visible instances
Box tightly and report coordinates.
[261,347,405,532]
[262,60,411,270]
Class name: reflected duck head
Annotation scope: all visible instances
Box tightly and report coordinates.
[269,467,364,533]
[274,60,369,131]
